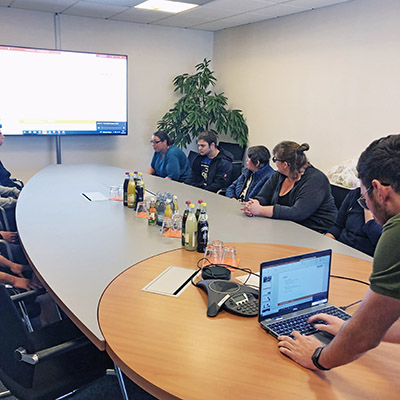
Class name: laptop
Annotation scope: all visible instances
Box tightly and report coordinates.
[258,249,351,344]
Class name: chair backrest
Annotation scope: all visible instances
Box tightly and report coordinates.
[218,141,246,162]
[330,184,351,210]
[0,285,35,388]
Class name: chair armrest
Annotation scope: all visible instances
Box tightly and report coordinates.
[14,336,89,365]
[11,287,46,303]
[0,207,10,231]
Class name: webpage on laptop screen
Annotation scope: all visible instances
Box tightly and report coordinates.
[260,254,330,319]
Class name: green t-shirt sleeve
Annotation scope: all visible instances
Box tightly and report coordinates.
[369,214,400,300]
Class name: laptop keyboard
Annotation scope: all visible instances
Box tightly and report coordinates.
[268,306,351,337]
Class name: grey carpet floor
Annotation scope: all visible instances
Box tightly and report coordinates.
[0,373,157,400]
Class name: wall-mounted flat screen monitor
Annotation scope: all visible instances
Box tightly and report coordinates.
[0,45,128,136]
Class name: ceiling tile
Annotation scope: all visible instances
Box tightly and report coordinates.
[193,12,274,31]
[286,0,352,8]
[61,1,130,18]
[11,0,77,13]
[0,0,13,6]
[83,0,141,6]
[250,3,310,18]
[200,0,276,13]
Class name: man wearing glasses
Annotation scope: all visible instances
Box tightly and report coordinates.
[278,134,400,370]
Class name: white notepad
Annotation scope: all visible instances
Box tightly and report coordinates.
[142,266,200,297]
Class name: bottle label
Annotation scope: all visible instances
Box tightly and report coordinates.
[148,212,156,225]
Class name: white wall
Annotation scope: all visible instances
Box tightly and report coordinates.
[213,0,400,173]
[0,7,213,182]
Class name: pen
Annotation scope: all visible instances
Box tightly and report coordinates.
[82,193,91,201]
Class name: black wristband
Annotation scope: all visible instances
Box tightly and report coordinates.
[311,346,330,371]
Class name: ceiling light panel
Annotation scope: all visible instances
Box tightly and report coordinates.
[135,0,198,13]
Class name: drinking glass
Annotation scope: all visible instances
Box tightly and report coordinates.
[211,240,224,264]
[203,244,219,267]
[171,214,182,233]
[136,201,148,218]
[161,217,172,235]
[222,245,237,268]
[109,186,120,199]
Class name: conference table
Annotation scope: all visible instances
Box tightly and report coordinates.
[16,163,399,399]
[98,243,400,400]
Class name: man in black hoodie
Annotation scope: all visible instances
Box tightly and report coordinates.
[185,131,233,193]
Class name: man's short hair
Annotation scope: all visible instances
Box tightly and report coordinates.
[247,145,271,169]
[198,131,217,146]
[357,134,400,192]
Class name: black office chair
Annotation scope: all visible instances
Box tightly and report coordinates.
[0,284,113,400]
[330,184,351,210]
[218,141,246,184]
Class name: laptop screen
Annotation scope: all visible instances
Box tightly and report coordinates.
[258,250,332,321]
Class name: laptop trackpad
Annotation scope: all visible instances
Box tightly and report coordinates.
[313,330,334,345]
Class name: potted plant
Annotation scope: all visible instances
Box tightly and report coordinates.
[157,58,248,148]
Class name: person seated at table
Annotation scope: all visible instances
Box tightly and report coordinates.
[325,187,382,256]
[226,145,274,202]
[0,184,20,231]
[241,141,337,233]
[185,131,233,193]
[0,254,40,291]
[0,126,23,189]
[147,131,191,182]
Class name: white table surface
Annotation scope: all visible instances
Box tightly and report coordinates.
[16,163,371,348]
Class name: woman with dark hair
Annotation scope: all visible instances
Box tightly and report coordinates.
[147,131,191,182]
[241,141,337,233]
[226,145,274,201]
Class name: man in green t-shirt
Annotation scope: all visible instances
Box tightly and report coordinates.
[277,134,400,370]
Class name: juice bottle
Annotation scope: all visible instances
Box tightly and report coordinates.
[185,204,197,251]
[135,172,144,210]
[197,202,209,253]
[164,199,173,219]
[127,173,136,208]
[148,198,157,226]
[181,200,191,246]
[123,171,130,206]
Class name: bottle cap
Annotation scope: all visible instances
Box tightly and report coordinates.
[189,203,195,209]
[201,202,207,207]
[186,200,191,204]
[198,199,203,204]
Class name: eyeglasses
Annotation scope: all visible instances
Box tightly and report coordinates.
[357,182,391,210]
[150,139,161,144]
[357,186,373,210]
[272,156,284,163]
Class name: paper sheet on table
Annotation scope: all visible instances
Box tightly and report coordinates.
[236,274,259,288]
[82,192,108,201]
[142,266,200,297]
